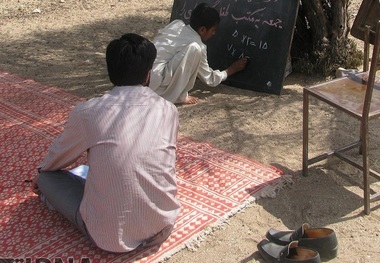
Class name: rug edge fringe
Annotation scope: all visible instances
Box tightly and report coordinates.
[154,173,294,263]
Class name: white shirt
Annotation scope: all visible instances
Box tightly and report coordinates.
[150,20,227,89]
[39,85,180,252]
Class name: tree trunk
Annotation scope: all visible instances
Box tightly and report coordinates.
[291,0,362,76]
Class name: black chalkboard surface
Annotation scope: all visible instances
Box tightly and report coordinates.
[170,0,299,95]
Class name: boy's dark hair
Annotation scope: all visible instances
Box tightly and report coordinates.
[190,3,220,31]
[106,33,157,86]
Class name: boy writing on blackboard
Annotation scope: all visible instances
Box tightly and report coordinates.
[149,3,248,104]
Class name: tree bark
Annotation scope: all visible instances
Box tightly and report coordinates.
[291,0,361,76]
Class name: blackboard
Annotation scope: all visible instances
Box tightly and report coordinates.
[170,0,299,95]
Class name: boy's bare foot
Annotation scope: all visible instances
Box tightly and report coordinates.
[177,96,199,105]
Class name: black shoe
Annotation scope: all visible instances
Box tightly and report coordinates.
[266,223,338,261]
[257,240,321,263]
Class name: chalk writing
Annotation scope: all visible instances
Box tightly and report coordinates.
[178,1,196,20]
[231,8,265,25]
[220,4,230,16]
[176,1,283,30]
[232,29,268,49]
[262,18,283,28]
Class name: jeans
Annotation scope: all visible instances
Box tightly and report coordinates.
[37,170,93,241]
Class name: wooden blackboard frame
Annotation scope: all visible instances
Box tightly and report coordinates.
[170,0,299,95]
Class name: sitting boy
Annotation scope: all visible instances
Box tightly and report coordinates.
[149,3,248,104]
[32,33,181,253]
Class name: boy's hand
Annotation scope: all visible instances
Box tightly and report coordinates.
[226,58,248,76]
[32,176,41,195]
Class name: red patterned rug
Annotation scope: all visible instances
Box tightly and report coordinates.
[0,70,292,263]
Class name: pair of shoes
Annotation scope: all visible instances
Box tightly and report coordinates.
[257,223,338,262]
[257,240,321,263]
[266,223,338,261]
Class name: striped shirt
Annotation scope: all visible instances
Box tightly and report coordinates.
[39,85,181,252]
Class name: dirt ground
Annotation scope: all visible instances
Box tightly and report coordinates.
[1,0,380,262]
